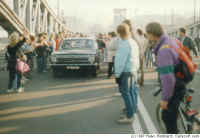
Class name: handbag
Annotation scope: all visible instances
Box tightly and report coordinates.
[16,59,30,73]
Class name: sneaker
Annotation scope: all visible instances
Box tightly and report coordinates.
[113,93,121,97]
[17,87,24,93]
[117,116,135,124]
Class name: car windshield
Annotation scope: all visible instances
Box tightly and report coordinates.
[60,39,95,50]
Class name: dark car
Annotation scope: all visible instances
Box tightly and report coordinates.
[50,38,103,77]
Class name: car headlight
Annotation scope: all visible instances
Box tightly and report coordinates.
[51,55,57,62]
[88,56,95,63]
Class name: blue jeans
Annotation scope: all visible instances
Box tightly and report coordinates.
[130,80,138,114]
[8,69,17,89]
[37,56,45,73]
[145,49,153,67]
[118,72,138,118]
[16,72,22,89]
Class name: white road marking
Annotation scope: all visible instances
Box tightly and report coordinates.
[150,87,161,94]
[138,95,159,134]
[132,114,144,134]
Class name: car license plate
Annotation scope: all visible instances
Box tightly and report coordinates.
[66,66,80,70]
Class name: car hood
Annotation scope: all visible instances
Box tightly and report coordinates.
[53,49,96,55]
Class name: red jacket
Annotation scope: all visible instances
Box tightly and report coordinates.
[55,39,61,51]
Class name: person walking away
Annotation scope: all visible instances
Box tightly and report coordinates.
[136,29,147,86]
[6,32,27,93]
[115,24,140,124]
[178,28,198,57]
[146,22,186,133]
[107,32,117,78]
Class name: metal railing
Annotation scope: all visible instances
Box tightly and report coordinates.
[0,0,29,34]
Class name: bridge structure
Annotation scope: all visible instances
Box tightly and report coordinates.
[0,0,69,35]
[0,0,71,70]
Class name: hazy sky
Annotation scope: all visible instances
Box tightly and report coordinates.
[48,0,196,27]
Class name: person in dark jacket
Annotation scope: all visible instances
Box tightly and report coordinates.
[22,36,35,79]
[6,32,27,93]
[194,35,200,52]
[178,28,198,57]
[35,33,47,73]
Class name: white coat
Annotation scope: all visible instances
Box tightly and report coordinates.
[106,37,119,63]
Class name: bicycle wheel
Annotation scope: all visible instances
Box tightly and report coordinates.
[156,103,166,133]
[176,110,187,134]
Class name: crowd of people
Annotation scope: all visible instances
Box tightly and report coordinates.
[97,19,199,134]
[4,17,200,134]
[5,31,90,93]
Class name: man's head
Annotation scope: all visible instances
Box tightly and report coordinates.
[108,32,116,38]
[123,19,133,32]
[38,33,44,42]
[145,22,164,42]
[117,23,131,40]
[98,33,103,39]
[179,27,186,38]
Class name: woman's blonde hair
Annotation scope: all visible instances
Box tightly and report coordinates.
[117,24,130,40]
[50,33,55,40]
[9,32,20,47]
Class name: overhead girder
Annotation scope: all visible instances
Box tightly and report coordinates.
[0,0,69,36]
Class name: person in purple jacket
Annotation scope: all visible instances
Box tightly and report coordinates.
[145,22,186,134]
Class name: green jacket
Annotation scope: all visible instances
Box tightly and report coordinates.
[179,36,198,56]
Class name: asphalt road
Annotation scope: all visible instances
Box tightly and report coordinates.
[0,67,200,134]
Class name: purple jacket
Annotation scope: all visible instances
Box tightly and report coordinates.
[154,35,179,101]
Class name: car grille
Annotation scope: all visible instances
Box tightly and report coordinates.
[57,58,90,64]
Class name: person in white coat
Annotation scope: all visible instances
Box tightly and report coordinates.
[106,32,118,78]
